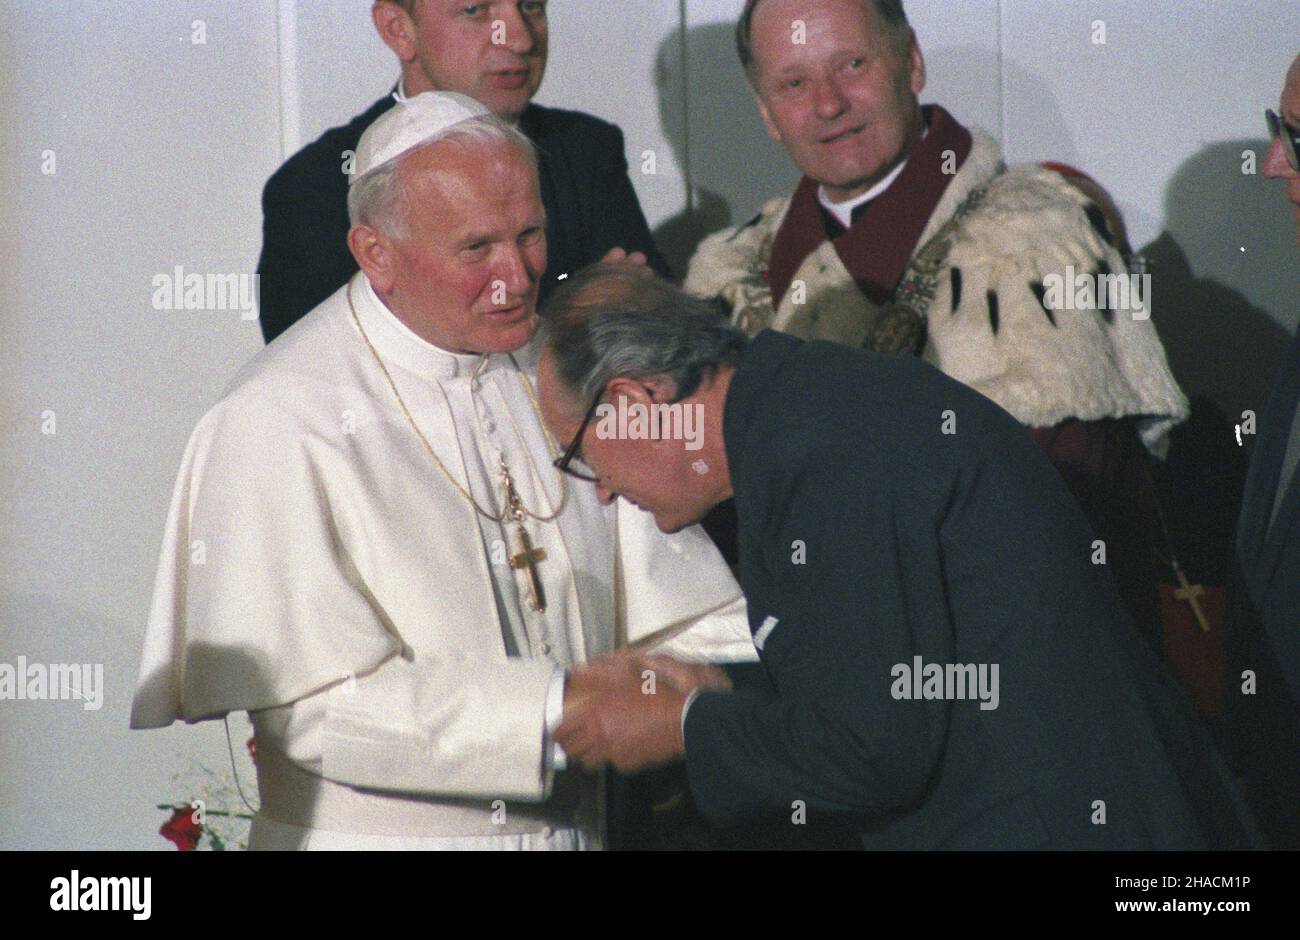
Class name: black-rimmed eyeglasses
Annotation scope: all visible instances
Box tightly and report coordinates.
[553,393,603,483]
[1267,109,1300,172]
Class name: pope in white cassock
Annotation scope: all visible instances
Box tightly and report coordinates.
[130,92,755,850]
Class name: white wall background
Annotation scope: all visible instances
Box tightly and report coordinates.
[2,0,1297,850]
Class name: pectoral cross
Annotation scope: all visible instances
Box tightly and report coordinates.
[502,465,547,612]
[1171,559,1210,634]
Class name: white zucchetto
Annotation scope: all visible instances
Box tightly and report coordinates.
[349,91,491,184]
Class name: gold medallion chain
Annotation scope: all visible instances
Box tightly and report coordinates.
[346,278,567,524]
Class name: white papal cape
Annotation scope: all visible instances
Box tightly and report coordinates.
[131,273,756,850]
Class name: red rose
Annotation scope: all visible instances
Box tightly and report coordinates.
[247,736,258,767]
[160,806,203,851]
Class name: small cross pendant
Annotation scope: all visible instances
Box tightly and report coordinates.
[509,523,547,613]
[501,465,547,612]
[1172,560,1210,634]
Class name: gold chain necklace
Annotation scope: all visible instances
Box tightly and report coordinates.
[346,278,567,526]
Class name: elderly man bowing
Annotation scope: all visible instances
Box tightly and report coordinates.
[130,93,753,850]
[538,265,1257,850]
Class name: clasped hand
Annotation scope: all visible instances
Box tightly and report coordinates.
[557,650,731,774]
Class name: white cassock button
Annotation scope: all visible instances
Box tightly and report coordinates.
[539,641,551,655]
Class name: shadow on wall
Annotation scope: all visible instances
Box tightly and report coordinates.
[1143,140,1296,425]
[131,644,288,846]
[651,22,797,278]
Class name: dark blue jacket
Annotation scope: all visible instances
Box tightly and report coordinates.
[685,331,1258,849]
[1223,325,1300,848]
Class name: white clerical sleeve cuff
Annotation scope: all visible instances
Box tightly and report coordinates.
[319,654,556,801]
[640,595,759,664]
[545,667,567,772]
[681,689,702,745]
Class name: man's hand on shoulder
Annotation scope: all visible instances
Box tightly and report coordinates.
[598,246,650,270]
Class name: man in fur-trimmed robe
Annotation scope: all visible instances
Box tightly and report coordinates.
[684,0,1188,636]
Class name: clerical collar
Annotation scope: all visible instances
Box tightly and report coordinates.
[816,125,928,229]
[352,273,509,381]
[768,106,971,308]
[394,78,521,129]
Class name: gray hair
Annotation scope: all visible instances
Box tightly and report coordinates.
[346,113,538,239]
[539,264,750,412]
[737,0,912,82]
